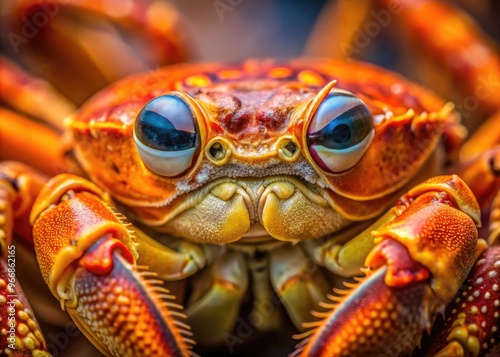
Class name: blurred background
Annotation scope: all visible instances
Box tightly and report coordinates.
[169,0,328,60]
[0,0,329,106]
[2,0,500,110]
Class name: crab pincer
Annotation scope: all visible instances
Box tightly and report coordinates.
[292,176,484,356]
[419,245,500,357]
[30,174,195,357]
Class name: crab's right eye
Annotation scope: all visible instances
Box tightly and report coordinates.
[306,89,374,173]
[134,94,200,177]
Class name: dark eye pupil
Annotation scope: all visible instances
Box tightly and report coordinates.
[307,94,373,150]
[332,124,350,144]
[135,95,197,151]
[140,111,195,150]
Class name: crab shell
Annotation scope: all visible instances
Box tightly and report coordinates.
[65,59,455,245]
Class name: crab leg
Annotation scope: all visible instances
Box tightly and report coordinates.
[0,57,75,131]
[133,229,207,281]
[292,175,484,356]
[303,209,399,278]
[0,162,52,243]
[305,0,372,58]
[376,0,500,122]
[4,0,189,104]
[456,147,500,212]
[488,190,500,247]
[0,162,50,356]
[30,174,202,357]
[269,245,330,330]
[0,258,50,356]
[455,111,500,211]
[0,109,67,176]
[460,111,500,162]
[184,251,248,346]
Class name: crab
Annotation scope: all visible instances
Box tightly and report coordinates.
[0,0,500,356]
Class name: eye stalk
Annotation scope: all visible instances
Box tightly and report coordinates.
[134,93,200,177]
[306,89,374,173]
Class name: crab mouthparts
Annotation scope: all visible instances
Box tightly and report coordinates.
[156,177,352,244]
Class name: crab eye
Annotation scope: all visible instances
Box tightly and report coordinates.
[134,94,199,177]
[307,90,374,173]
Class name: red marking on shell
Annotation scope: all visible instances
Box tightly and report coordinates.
[366,238,430,287]
[81,235,135,275]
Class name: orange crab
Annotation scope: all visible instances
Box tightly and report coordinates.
[0,0,500,356]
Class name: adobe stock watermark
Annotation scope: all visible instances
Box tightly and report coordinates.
[455,74,500,119]
[213,0,244,21]
[6,0,60,54]
[339,0,403,60]
[5,245,17,351]
[45,321,82,356]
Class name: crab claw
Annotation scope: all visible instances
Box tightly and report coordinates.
[420,245,500,357]
[31,174,195,357]
[292,176,482,356]
[368,175,482,304]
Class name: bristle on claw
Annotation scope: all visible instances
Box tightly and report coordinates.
[318,301,335,309]
[302,321,323,328]
[173,320,192,330]
[310,310,331,318]
[163,302,185,310]
[293,329,318,340]
[179,329,194,337]
[290,273,367,356]
[289,338,310,357]
[325,293,343,302]
[182,338,196,345]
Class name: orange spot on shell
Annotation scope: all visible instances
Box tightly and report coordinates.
[174,81,183,90]
[243,61,261,73]
[185,75,211,87]
[270,67,293,78]
[218,69,242,79]
[298,70,325,86]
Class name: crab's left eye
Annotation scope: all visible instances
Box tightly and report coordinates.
[134,94,200,177]
[307,90,374,173]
